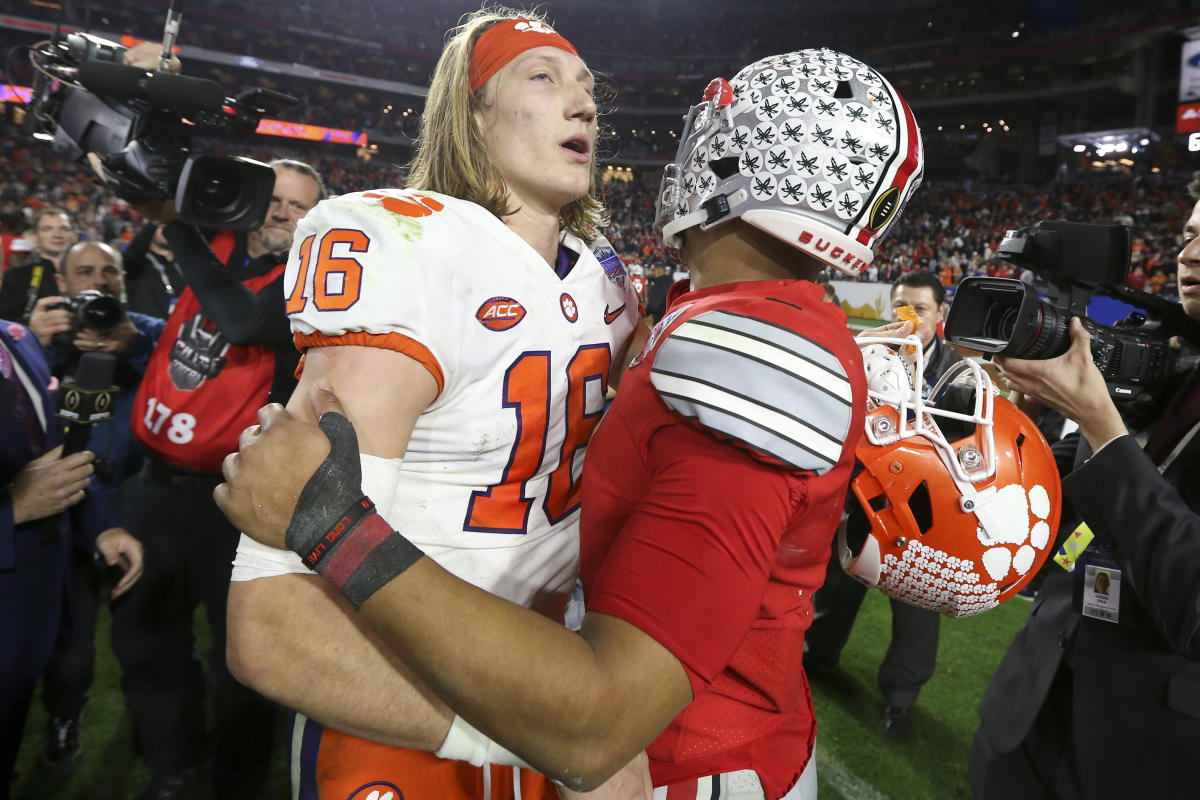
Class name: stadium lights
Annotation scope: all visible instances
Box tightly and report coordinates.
[1012,30,1020,38]
[1073,144,1087,152]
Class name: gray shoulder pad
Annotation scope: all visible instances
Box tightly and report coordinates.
[650,308,853,474]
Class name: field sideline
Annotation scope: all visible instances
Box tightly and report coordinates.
[13,587,1030,799]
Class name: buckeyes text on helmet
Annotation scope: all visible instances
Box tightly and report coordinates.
[655,48,924,277]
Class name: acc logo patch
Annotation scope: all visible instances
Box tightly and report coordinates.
[560,292,579,323]
[868,186,900,231]
[476,297,526,331]
[345,782,402,800]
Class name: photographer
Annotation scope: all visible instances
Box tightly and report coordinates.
[122,223,181,319]
[24,240,164,768]
[111,159,323,800]
[0,208,76,323]
[969,179,1200,798]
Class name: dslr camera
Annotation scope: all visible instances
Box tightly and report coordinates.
[48,289,127,350]
[22,26,296,229]
[945,220,1200,401]
[51,289,126,335]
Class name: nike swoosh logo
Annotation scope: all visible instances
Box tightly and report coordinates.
[604,303,626,324]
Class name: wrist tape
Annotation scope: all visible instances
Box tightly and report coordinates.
[435,715,530,769]
[286,411,424,608]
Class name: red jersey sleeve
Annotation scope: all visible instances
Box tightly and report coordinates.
[585,418,805,695]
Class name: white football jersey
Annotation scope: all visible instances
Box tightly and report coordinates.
[233,189,640,611]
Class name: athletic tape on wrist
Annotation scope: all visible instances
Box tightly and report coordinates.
[436,715,531,769]
[286,411,424,608]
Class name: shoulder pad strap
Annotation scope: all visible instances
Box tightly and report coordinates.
[650,308,853,473]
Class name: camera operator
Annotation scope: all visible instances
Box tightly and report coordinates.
[0,208,76,323]
[23,240,165,768]
[111,158,323,800]
[969,178,1200,799]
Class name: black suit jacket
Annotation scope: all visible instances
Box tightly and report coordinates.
[977,378,1200,798]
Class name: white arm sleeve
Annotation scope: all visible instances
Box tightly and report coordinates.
[230,453,406,581]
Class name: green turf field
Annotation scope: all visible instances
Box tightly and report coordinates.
[12,587,1029,799]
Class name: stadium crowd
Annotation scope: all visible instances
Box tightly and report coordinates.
[2,125,1191,302]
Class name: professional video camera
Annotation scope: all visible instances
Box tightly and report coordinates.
[945,220,1200,401]
[20,5,297,229]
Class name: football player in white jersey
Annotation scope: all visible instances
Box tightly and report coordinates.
[224,8,644,799]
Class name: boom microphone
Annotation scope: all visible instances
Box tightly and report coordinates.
[76,61,227,115]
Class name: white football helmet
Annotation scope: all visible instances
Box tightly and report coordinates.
[655,48,924,276]
[841,336,1062,617]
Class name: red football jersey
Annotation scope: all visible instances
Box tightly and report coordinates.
[580,278,865,799]
[133,232,286,471]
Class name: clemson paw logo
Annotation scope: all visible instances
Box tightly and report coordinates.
[363,191,444,218]
[514,20,556,34]
[975,483,1052,581]
[346,783,401,800]
[879,482,1053,617]
[560,292,578,323]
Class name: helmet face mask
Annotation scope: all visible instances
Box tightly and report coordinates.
[844,337,1062,617]
[655,48,924,276]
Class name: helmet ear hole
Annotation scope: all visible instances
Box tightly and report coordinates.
[710,156,740,179]
[834,80,855,98]
[844,500,872,558]
[907,480,934,535]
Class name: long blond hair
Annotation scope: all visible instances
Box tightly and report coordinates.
[406,6,607,241]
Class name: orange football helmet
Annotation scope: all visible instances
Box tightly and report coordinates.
[840,336,1062,617]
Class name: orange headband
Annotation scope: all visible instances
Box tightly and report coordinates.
[469,19,578,92]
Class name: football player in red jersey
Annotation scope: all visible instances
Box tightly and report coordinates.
[220,47,923,800]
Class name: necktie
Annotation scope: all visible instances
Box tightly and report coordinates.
[0,343,46,456]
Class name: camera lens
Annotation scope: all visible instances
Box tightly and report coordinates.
[193,162,243,212]
[77,294,125,333]
[981,305,1020,341]
[1015,300,1071,359]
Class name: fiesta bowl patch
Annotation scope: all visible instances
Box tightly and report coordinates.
[476,297,526,331]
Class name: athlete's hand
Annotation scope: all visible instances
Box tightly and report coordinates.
[214,380,347,550]
[557,751,652,800]
[855,319,914,341]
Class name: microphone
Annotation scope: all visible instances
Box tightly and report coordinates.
[58,352,118,456]
[76,61,227,115]
[41,352,117,539]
